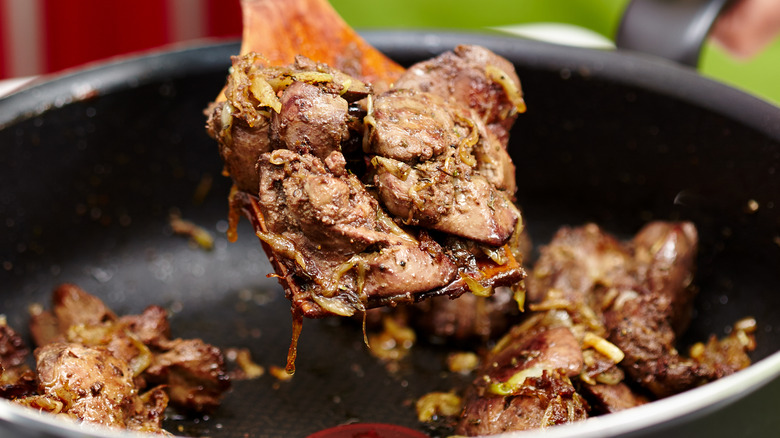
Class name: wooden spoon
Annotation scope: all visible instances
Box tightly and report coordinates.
[238,0,405,86]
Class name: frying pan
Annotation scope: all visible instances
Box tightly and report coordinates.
[1,8,780,438]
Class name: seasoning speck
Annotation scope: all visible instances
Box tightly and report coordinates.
[746,199,760,213]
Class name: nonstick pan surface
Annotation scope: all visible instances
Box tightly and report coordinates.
[1,32,779,438]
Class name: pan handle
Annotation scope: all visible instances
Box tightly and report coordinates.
[615,0,734,67]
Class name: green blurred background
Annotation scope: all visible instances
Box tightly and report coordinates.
[330,0,780,106]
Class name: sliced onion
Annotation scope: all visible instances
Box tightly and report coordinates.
[376,208,418,246]
[486,64,526,114]
[454,114,479,167]
[582,332,624,364]
[408,180,433,209]
[415,391,462,422]
[482,245,509,265]
[734,317,757,333]
[338,78,352,95]
[269,365,294,381]
[367,316,416,361]
[291,71,333,84]
[311,294,357,317]
[460,272,493,297]
[371,155,411,180]
[446,351,480,374]
[268,150,289,166]
[487,366,545,396]
[512,282,526,312]
[249,75,282,114]
[126,330,153,377]
[255,230,307,271]
[219,102,234,145]
[15,395,65,414]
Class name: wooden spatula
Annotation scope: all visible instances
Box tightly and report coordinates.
[238,0,405,86]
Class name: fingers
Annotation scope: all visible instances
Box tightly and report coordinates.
[711,0,780,58]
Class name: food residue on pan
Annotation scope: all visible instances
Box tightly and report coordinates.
[415,391,462,423]
[226,348,265,380]
[269,365,295,382]
[170,210,214,250]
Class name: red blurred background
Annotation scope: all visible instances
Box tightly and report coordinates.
[0,0,242,79]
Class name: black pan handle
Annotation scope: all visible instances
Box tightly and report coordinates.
[615,0,734,67]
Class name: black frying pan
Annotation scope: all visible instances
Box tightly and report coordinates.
[1,27,779,438]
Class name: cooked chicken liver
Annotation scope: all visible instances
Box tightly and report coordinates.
[393,44,524,148]
[366,88,518,245]
[526,222,754,399]
[457,318,587,435]
[207,46,527,318]
[10,284,230,433]
[455,222,755,435]
[0,320,37,399]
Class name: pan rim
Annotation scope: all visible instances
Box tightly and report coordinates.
[1,349,779,438]
[0,30,778,437]
[492,350,780,437]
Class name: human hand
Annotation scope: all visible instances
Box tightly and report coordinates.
[711,0,780,58]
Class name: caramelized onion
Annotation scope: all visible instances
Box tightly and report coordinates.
[460,272,493,297]
[582,332,625,364]
[485,64,526,114]
[249,74,282,114]
[487,366,545,396]
[482,245,509,265]
[255,230,307,271]
[311,294,359,317]
[415,391,462,422]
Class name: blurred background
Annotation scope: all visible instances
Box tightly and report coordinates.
[0,0,778,104]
